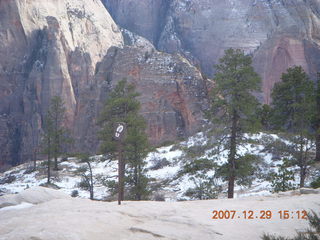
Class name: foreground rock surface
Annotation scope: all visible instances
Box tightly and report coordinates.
[0,187,319,240]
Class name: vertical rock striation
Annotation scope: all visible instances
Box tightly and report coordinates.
[104,0,320,103]
[95,31,207,145]
[0,0,207,169]
[0,0,123,169]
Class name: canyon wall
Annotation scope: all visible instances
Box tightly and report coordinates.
[0,0,207,169]
[104,0,320,103]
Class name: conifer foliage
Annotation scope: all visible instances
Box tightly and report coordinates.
[99,79,151,200]
[270,66,315,187]
[207,48,262,198]
[42,96,71,184]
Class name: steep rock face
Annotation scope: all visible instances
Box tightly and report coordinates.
[95,31,207,145]
[0,0,123,169]
[97,31,207,144]
[104,0,170,44]
[0,1,207,169]
[104,0,320,103]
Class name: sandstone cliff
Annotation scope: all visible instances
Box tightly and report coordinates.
[0,0,124,169]
[104,0,320,103]
[0,0,207,169]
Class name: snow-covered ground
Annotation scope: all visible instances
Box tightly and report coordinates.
[0,132,318,200]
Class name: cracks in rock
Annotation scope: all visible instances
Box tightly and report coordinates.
[129,227,166,238]
[266,0,280,27]
[154,0,172,49]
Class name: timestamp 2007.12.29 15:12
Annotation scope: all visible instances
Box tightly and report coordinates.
[211,210,308,220]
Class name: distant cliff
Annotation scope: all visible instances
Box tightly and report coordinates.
[104,0,320,103]
[2,0,319,169]
[0,0,207,169]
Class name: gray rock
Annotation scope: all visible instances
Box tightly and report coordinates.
[104,0,320,103]
[300,188,320,195]
[0,175,16,185]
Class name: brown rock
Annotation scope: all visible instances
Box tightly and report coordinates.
[0,1,207,168]
[94,33,207,145]
[0,0,123,168]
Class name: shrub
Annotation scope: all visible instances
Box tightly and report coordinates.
[153,193,166,201]
[262,211,320,240]
[71,190,79,198]
[311,177,320,189]
[270,159,296,193]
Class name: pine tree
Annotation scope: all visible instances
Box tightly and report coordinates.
[99,79,150,201]
[259,104,273,131]
[271,66,315,187]
[42,115,54,184]
[48,96,70,171]
[270,159,296,193]
[125,114,151,200]
[41,96,71,183]
[206,48,262,198]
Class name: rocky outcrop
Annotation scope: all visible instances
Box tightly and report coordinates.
[0,0,123,169]
[104,0,320,103]
[0,0,207,169]
[95,31,207,145]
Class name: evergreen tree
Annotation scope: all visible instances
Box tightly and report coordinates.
[259,104,273,131]
[271,66,315,187]
[184,175,221,200]
[125,114,151,200]
[41,96,71,183]
[99,79,150,200]
[48,96,70,171]
[206,48,262,198]
[178,148,222,200]
[42,115,54,184]
[270,159,296,193]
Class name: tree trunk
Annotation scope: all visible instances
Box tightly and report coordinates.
[316,134,320,162]
[88,162,94,200]
[228,176,235,198]
[316,72,320,162]
[47,141,51,184]
[118,140,125,204]
[33,148,37,170]
[228,110,238,199]
[137,163,141,201]
[54,155,58,171]
[134,165,138,200]
[299,137,306,188]
[120,160,126,201]
[47,156,51,184]
[300,166,306,188]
